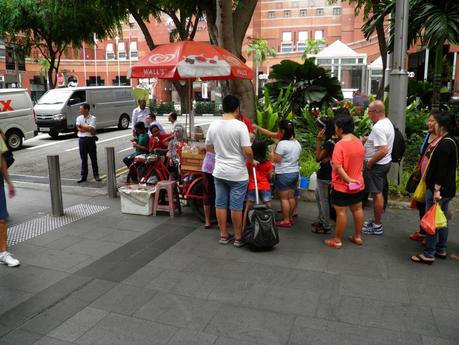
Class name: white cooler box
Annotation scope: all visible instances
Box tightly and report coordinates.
[119,185,156,215]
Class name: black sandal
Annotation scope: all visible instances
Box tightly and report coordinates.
[410,254,434,265]
[434,252,447,259]
[311,226,332,234]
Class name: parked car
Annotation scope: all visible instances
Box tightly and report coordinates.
[34,86,136,138]
[0,88,37,150]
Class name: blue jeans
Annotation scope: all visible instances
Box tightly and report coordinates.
[214,177,248,211]
[424,189,451,258]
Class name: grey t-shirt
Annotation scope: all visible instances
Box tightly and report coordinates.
[275,139,302,174]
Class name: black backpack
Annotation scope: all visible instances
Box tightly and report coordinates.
[391,123,405,163]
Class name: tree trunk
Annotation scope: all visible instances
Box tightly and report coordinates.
[431,46,444,111]
[230,79,256,120]
[48,53,56,89]
[374,18,387,100]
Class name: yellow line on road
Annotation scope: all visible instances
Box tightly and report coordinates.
[99,166,129,181]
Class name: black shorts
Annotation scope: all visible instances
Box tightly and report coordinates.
[330,189,363,207]
[364,163,391,193]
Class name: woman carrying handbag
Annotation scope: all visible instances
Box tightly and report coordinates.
[411,111,458,265]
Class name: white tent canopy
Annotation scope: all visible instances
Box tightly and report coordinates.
[316,40,364,58]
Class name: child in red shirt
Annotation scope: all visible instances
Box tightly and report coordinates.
[246,139,273,208]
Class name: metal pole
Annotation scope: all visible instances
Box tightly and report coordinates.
[424,48,430,81]
[94,44,98,86]
[47,155,64,216]
[106,147,117,198]
[83,43,87,86]
[388,0,409,183]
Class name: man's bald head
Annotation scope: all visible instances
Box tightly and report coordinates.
[368,100,385,123]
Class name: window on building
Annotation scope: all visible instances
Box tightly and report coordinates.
[297,31,308,52]
[118,42,126,60]
[333,7,341,15]
[291,1,299,8]
[299,9,307,16]
[314,30,324,40]
[106,43,115,60]
[281,32,293,53]
[284,10,291,17]
[316,8,324,16]
[129,41,138,61]
[267,11,275,18]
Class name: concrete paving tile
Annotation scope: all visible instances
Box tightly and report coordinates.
[316,295,439,336]
[90,284,157,315]
[236,249,303,269]
[338,274,410,303]
[146,271,220,299]
[74,313,177,345]
[0,266,69,294]
[74,228,117,241]
[26,248,91,272]
[148,250,199,270]
[294,252,329,272]
[431,307,459,341]
[422,335,459,345]
[48,307,108,342]
[166,329,217,345]
[0,329,42,345]
[122,264,165,288]
[208,279,254,304]
[204,304,295,345]
[99,229,142,244]
[408,283,450,308]
[269,268,338,293]
[65,239,119,258]
[21,297,88,335]
[213,337,260,345]
[22,231,69,247]
[241,284,319,317]
[291,316,423,345]
[43,236,83,251]
[33,336,77,345]
[134,292,221,331]
[0,286,32,314]
[69,279,116,304]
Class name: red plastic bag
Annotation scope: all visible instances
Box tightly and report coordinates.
[420,204,437,235]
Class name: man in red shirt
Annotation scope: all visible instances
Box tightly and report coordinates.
[237,112,254,134]
[148,125,173,153]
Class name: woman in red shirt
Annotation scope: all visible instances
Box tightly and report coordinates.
[325,113,365,249]
[149,125,174,153]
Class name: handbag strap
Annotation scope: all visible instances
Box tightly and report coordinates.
[420,142,438,180]
[443,137,458,161]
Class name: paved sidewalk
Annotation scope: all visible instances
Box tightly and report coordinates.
[0,186,458,345]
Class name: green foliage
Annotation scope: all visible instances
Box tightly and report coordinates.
[299,151,320,178]
[405,102,429,140]
[266,58,343,115]
[150,101,175,115]
[256,86,294,133]
[194,101,216,115]
[294,108,319,154]
[353,113,372,137]
[300,38,327,60]
[246,38,276,67]
[388,170,412,199]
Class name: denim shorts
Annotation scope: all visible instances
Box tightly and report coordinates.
[214,177,248,211]
[0,176,8,219]
[275,172,299,192]
[246,189,272,203]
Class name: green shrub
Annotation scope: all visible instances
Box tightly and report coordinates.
[195,101,216,114]
[149,101,175,115]
[299,150,320,177]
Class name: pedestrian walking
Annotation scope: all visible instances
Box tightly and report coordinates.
[361,100,394,235]
[0,135,19,267]
[76,103,101,183]
[205,95,255,247]
[325,113,365,249]
[411,111,457,265]
[131,99,150,130]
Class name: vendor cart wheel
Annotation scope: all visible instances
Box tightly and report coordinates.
[189,180,216,223]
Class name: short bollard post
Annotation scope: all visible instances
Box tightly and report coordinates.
[47,155,64,216]
[106,146,117,198]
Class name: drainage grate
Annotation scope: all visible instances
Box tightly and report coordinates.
[7,204,109,246]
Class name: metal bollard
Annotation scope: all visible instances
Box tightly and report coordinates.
[106,146,117,198]
[47,155,64,217]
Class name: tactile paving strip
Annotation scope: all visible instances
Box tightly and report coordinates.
[7,204,109,246]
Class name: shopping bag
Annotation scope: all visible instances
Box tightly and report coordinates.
[420,204,437,235]
[413,179,427,202]
[435,205,447,229]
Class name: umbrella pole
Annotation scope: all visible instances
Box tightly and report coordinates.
[188,79,194,139]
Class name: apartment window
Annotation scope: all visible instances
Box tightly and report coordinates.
[291,1,299,8]
[333,7,341,15]
[284,10,291,17]
[314,30,324,40]
[299,9,307,16]
[297,31,308,52]
[118,42,126,60]
[129,41,138,61]
[316,8,324,16]
[106,43,115,60]
[281,32,293,53]
[267,11,275,19]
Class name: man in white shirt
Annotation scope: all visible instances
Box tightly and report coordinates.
[131,99,150,131]
[362,100,394,235]
[76,103,101,183]
[205,95,255,247]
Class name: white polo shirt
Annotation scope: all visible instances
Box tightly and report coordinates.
[76,114,96,137]
[132,106,150,126]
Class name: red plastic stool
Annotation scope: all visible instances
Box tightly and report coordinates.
[153,180,181,217]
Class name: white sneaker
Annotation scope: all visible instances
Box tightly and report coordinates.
[362,219,374,231]
[0,252,20,267]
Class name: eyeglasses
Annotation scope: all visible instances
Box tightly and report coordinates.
[368,109,377,113]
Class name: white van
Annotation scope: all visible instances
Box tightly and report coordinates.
[0,88,37,150]
[34,86,136,138]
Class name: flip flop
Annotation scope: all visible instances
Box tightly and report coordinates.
[276,221,292,228]
[311,226,332,234]
[409,231,425,241]
[450,253,459,261]
[410,254,434,265]
[349,236,363,246]
[324,239,342,249]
